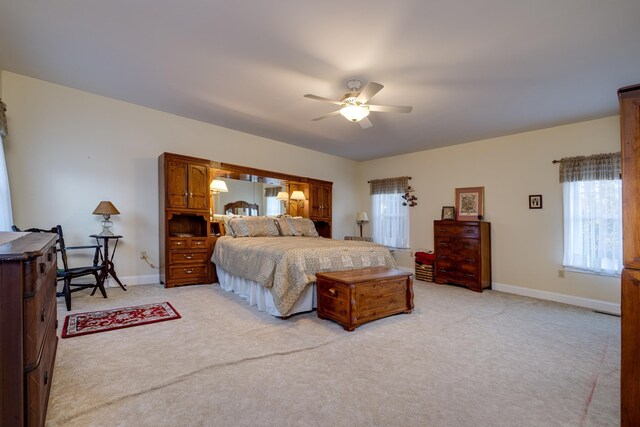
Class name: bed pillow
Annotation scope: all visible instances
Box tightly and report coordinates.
[276,217,301,236]
[289,217,319,237]
[229,217,280,237]
[213,214,236,237]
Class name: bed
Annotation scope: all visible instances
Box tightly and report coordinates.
[211,216,397,317]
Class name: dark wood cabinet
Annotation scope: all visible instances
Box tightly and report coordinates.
[309,180,332,220]
[433,220,491,292]
[619,84,640,426]
[1,232,58,427]
[309,180,332,238]
[159,153,212,288]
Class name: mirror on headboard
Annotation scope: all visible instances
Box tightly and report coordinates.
[211,177,286,217]
[209,161,329,237]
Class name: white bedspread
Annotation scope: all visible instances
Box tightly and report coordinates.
[212,236,396,316]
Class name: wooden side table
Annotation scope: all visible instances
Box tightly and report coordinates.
[90,234,126,292]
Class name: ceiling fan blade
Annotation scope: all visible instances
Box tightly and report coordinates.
[356,82,384,104]
[304,94,342,105]
[368,104,413,113]
[359,117,373,129]
[312,110,341,121]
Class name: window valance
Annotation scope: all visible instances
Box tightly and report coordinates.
[369,176,410,195]
[558,152,621,183]
[264,187,280,197]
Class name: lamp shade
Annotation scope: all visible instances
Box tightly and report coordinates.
[340,105,370,122]
[210,179,229,193]
[356,212,369,222]
[93,201,120,216]
[290,191,306,201]
[276,191,289,201]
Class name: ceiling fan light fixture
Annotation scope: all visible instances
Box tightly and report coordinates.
[340,104,370,122]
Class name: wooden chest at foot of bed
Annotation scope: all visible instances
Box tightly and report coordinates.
[316,267,414,331]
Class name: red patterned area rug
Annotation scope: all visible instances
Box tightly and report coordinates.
[62,302,180,338]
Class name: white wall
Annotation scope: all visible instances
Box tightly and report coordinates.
[2,71,360,284]
[358,116,621,305]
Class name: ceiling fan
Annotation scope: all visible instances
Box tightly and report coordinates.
[304,79,413,129]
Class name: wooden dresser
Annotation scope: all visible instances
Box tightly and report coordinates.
[619,84,640,426]
[0,232,58,427]
[433,220,491,292]
[159,152,212,287]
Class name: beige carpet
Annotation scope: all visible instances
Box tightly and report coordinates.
[47,281,620,426]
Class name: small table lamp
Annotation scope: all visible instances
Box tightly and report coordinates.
[93,201,120,236]
[356,212,369,237]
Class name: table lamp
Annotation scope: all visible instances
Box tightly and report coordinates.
[356,211,369,237]
[93,201,120,236]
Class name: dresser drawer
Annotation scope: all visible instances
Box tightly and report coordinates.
[169,250,208,265]
[25,312,57,427]
[434,223,479,239]
[23,244,57,296]
[24,266,57,369]
[189,238,207,249]
[168,238,188,249]
[169,265,208,280]
[435,238,456,251]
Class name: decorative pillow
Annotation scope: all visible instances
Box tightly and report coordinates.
[289,217,319,237]
[276,217,301,236]
[228,217,280,237]
[213,214,236,237]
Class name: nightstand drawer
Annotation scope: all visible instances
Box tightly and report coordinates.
[169,265,208,280]
[169,251,208,265]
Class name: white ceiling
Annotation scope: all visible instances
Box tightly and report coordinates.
[1,1,639,161]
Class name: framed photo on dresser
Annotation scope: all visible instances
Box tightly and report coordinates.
[455,187,484,221]
[441,206,455,220]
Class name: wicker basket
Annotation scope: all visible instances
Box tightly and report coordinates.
[415,262,434,282]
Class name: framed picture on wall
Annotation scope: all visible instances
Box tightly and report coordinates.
[529,194,542,209]
[441,206,455,220]
[455,187,484,221]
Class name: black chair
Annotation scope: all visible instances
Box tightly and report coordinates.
[54,225,107,311]
[13,224,108,310]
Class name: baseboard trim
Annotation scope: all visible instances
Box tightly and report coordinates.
[492,282,621,315]
[105,274,159,288]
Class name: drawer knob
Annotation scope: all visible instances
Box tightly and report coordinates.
[40,263,46,274]
[441,269,448,273]
[195,241,203,245]
[439,255,447,259]
[185,255,193,259]
[466,274,475,278]
[185,269,193,274]
[465,258,476,263]
[41,308,46,322]
[439,229,447,232]
[328,288,337,296]
[176,242,184,245]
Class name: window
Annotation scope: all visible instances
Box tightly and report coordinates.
[561,153,622,276]
[369,177,410,249]
[0,100,12,231]
[264,186,283,216]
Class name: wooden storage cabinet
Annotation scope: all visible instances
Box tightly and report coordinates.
[309,180,332,238]
[434,220,491,292]
[1,232,59,427]
[619,84,640,426]
[159,153,212,288]
[309,180,332,220]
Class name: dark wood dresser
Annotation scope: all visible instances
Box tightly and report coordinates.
[433,220,491,292]
[0,232,58,427]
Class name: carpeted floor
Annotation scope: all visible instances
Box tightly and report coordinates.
[47,280,620,427]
